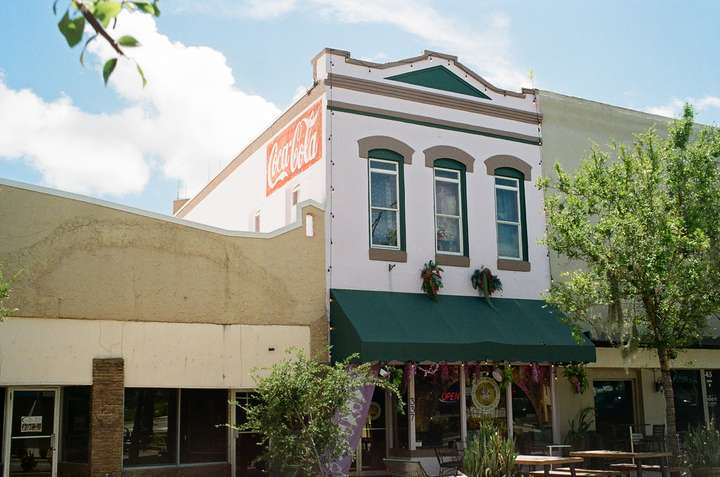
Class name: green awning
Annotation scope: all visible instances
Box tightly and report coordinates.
[330,289,595,364]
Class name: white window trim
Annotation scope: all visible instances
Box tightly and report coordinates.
[495,176,523,260]
[434,167,464,256]
[369,159,401,251]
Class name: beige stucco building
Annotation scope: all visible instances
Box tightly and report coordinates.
[539,90,720,444]
[0,179,326,477]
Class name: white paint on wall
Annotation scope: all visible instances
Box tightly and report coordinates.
[0,317,310,388]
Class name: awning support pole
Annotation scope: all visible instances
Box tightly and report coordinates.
[506,370,513,440]
[460,364,467,447]
[551,365,560,444]
[408,366,416,451]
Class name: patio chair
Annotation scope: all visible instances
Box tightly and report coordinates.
[434,446,463,476]
[384,458,431,477]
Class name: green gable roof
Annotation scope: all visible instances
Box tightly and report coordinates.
[385,65,491,100]
[330,289,596,363]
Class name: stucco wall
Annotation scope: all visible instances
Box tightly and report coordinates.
[0,180,327,357]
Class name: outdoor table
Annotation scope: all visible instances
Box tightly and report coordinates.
[516,455,584,477]
[569,451,672,477]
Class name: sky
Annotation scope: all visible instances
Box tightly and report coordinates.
[1,0,718,215]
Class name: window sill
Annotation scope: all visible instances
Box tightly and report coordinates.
[497,258,531,272]
[369,248,407,262]
[435,254,470,267]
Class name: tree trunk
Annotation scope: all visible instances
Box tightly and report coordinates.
[657,347,680,463]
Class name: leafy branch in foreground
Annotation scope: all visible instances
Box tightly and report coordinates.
[539,104,720,460]
[0,266,18,321]
[233,348,403,476]
[54,0,160,86]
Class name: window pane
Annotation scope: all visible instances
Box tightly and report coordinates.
[371,171,398,209]
[495,177,517,188]
[497,223,520,258]
[62,386,90,464]
[435,180,460,216]
[435,169,459,180]
[235,392,265,475]
[124,389,177,466]
[371,209,398,247]
[437,216,461,254]
[180,389,228,464]
[496,188,519,222]
[369,160,397,172]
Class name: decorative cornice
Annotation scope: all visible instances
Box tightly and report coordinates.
[325,74,542,125]
[358,136,414,163]
[423,146,475,172]
[314,48,534,99]
[484,155,532,180]
[328,100,541,146]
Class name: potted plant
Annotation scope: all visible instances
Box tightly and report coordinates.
[421,260,443,300]
[464,417,517,477]
[684,423,720,477]
[563,364,588,394]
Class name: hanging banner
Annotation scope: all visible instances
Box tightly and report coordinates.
[326,366,378,476]
[265,99,323,196]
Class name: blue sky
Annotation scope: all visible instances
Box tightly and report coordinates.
[1,0,718,214]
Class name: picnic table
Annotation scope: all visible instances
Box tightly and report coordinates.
[516,455,584,477]
[569,450,672,477]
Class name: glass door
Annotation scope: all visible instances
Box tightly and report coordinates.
[4,388,59,477]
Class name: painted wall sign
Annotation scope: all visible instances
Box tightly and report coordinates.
[21,415,42,433]
[266,99,323,196]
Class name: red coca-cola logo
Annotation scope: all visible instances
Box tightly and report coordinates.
[266,99,323,196]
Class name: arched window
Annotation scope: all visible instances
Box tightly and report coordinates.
[485,155,531,271]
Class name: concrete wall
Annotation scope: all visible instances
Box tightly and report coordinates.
[0,180,328,386]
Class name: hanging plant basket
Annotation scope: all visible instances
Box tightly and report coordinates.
[471,267,503,303]
[563,364,589,394]
[420,260,444,300]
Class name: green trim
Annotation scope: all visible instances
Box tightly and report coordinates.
[328,105,540,146]
[368,149,406,252]
[495,167,528,261]
[433,159,469,258]
[385,65,492,100]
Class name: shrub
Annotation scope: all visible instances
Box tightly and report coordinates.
[685,422,720,467]
[463,417,517,477]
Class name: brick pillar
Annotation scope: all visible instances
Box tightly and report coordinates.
[91,358,124,477]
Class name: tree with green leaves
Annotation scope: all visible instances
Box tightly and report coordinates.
[54,0,160,85]
[540,105,720,459]
[235,349,402,476]
[0,266,16,321]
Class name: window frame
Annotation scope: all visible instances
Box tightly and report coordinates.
[367,149,406,252]
[433,159,468,257]
[493,167,528,261]
[254,211,261,232]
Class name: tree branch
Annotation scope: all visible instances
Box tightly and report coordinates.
[75,0,125,57]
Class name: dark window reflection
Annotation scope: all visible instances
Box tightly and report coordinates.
[123,389,178,466]
[180,389,228,464]
[235,392,265,477]
[672,370,704,432]
[61,387,90,463]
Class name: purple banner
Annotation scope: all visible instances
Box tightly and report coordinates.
[326,366,379,476]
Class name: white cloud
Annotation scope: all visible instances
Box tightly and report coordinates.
[644,96,720,120]
[177,0,529,90]
[0,12,280,198]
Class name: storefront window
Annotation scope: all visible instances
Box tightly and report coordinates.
[61,387,90,463]
[235,392,265,477]
[672,370,704,432]
[466,368,507,439]
[415,367,461,447]
[180,389,228,464]
[356,388,386,471]
[123,388,178,466]
[706,370,719,425]
[512,366,552,454]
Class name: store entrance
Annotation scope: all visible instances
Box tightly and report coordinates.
[593,380,635,450]
[3,388,59,477]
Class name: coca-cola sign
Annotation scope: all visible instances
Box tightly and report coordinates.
[266,99,323,196]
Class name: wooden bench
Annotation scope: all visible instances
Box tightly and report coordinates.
[609,464,662,472]
[557,467,630,477]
